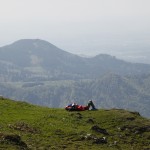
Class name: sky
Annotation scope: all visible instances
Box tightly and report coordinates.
[0,0,150,63]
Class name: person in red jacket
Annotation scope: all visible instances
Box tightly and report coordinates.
[65,100,97,111]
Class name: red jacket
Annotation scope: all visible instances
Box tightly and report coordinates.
[65,104,89,111]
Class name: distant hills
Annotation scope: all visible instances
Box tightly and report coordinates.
[0,39,150,82]
[0,39,150,118]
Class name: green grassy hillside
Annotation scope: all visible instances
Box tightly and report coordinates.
[0,97,150,150]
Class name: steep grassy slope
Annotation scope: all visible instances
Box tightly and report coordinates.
[0,97,150,150]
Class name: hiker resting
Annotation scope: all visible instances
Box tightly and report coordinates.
[65,100,97,111]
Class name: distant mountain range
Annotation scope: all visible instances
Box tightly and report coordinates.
[0,39,150,118]
[0,39,150,82]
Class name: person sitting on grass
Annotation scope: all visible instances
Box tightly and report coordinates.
[65,100,97,111]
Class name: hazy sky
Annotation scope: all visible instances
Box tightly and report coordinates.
[0,0,150,62]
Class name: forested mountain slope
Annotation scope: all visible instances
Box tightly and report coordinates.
[0,74,150,118]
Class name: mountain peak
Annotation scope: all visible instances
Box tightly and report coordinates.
[11,39,58,49]
[0,39,150,76]
[0,39,69,67]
